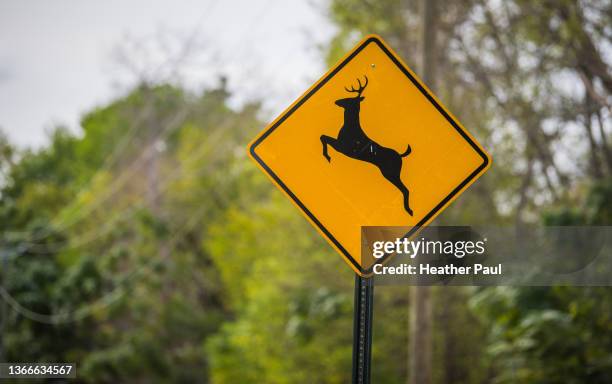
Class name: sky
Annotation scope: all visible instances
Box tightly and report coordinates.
[0,0,336,148]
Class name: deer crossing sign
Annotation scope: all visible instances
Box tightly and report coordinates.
[248,35,491,276]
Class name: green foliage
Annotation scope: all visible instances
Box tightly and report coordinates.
[0,81,259,383]
[204,173,355,383]
[471,285,612,384]
[472,179,612,383]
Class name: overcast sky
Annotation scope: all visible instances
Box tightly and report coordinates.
[0,0,336,148]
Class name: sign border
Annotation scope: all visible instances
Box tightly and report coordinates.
[248,34,491,276]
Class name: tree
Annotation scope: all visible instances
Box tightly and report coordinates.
[409,1,437,383]
[471,179,612,384]
[0,80,261,382]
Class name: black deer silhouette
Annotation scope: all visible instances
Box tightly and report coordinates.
[320,76,413,216]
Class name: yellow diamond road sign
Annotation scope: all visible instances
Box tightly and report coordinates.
[248,35,491,276]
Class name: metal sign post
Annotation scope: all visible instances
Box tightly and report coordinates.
[352,275,374,384]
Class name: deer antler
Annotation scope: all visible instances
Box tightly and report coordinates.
[344,75,368,96]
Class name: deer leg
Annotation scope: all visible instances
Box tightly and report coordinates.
[398,181,413,217]
[389,176,413,216]
[320,135,337,162]
[379,158,413,216]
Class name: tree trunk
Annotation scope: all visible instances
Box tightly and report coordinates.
[410,285,432,384]
[409,1,436,383]
[583,93,603,179]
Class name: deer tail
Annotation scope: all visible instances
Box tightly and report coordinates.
[400,144,412,157]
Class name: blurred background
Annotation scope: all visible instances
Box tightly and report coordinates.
[0,0,610,383]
